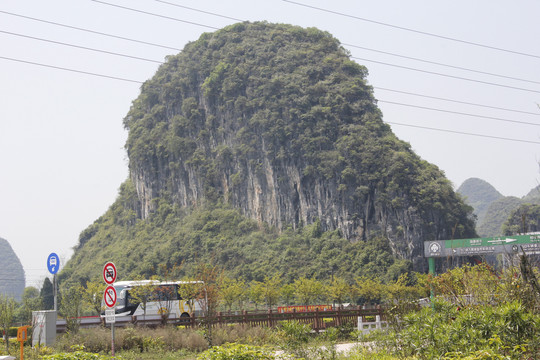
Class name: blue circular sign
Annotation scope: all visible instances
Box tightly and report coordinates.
[47,253,60,274]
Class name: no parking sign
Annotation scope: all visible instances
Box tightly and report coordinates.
[103,286,117,308]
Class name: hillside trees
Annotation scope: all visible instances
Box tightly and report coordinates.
[503,203,540,235]
[40,277,54,310]
[0,294,15,352]
[61,21,476,288]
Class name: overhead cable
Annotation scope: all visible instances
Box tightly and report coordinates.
[378,100,540,126]
[0,55,143,83]
[3,54,537,128]
[353,56,540,94]
[154,0,243,22]
[374,87,540,116]
[91,0,220,30]
[345,43,540,86]
[0,10,181,51]
[283,0,540,60]
[0,29,163,63]
[88,1,540,91]
[386,121,540,144]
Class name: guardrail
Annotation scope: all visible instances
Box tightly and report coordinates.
[56,306,386,333]
[357,315,391,334]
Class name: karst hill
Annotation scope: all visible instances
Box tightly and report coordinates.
[61,22,476,284]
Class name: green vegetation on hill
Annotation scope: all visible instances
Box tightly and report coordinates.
[61,180,410,285]
[62,22,476,284]
[523,185,540,203]
[503,203,540,235]
[458,178,540,237]
[477,196,523,237]
[457,177,502,224]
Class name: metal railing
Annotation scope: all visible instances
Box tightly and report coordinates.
[56,306,385,333]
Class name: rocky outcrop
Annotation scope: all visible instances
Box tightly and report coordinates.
[124,22,476,267]
[0,237,25,301]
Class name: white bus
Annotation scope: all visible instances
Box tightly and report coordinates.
[102,280,205,321]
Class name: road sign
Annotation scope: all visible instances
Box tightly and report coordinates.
[105,309,116,324]
[47,253,60,274]
[103,262,117,284]
[103,286,117,308]
[424,233,540,258]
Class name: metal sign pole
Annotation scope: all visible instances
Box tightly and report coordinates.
[47,253,60,311]
[53,274,57,311]
[103,262,117,357]
[111,322,115,356]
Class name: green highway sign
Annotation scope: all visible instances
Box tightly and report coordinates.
[424,234,540,258]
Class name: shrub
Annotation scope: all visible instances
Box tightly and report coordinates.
[385,300,538,359]
[197,343,275,360]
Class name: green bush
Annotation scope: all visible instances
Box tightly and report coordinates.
[197,343,275,360]
[42,350,115,360]
[385,300,537,359]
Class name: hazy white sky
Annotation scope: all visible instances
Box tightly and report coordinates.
[1,0,539,288]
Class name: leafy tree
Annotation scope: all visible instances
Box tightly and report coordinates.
[127,277,158,320]
[220,277,246,311]
[280,283,295,306]
[260,274,282,310]
[293,277,324,305]
[428,263,500,307]
[59,284,84,333]
[326,277,352,306]
[0,294,15,352]
[40,277,54,310]
[178,279,202,316]
[83,278,107,317]
[503,203,540,235]
[248,281,265,311]
[19,286,42,324]
[194,263,223,346]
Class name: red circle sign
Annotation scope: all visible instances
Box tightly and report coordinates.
[103,262,117,284]
[103,286,117,308]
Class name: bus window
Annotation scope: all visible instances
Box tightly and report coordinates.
[155,285,178,301]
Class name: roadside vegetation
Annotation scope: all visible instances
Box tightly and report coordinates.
[4,258,540,359]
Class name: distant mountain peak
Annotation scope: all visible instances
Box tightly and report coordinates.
[0,237,25,301]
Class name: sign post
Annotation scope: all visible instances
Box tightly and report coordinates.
[425,234,540,300]
[17,326,28,360]
[47,253,60,311]
[103,262,117,356]
[103,262,117,285]
[424,234,540,259]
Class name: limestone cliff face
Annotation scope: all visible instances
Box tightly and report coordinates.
[124,22,476,266]
[0,237,25,301]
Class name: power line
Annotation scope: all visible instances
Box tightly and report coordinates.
[353,56,540,94]
[0,55,143,83]
[154,0,243,22]
[282,0,540,60]
[344,43,540,86]
[3,55,538,136]
[83,1,540,93]
[377,100,540,126]
[91,0,220,30]
[0,10,181,51]
[386,121,540,144]
[374,87,540,116]
[154,1,540,87]
[0,29,163,64]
